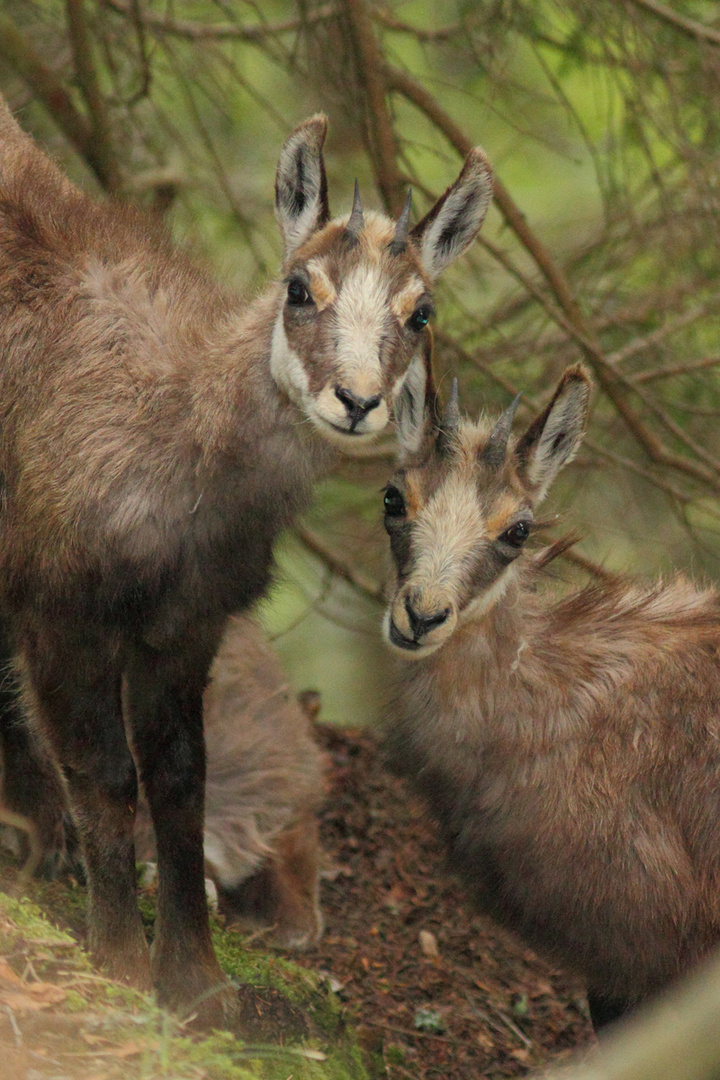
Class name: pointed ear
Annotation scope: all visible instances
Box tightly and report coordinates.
[515,364,592,502]
[275,114,330,258]
[394,336,437,459]
[410,148,493,282]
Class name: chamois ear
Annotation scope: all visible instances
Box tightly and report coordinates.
[394,336,437,459]
[515,364,592,502]
[275,114,330,258]
[410,148,493,282]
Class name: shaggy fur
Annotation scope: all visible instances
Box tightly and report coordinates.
[0,94,493,1023]
[383,363,720,1027]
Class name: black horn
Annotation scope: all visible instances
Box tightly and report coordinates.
[389,189,413,255]
[436,377,459,455]
[481,393,521,469]
[346,179,364,241]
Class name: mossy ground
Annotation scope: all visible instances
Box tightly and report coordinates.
[0,865,371,1080]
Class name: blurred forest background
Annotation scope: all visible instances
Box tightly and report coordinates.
[1,0,719,724]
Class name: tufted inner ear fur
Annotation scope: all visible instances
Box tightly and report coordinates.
[515,363,592,502]
[411,148,494,282]
[275,115,330,258]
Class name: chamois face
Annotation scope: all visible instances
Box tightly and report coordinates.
[382,364,592,657]
[271,117,494,448]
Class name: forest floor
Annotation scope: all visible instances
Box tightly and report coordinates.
[293,723,594,1080]
[0,723,595,1080]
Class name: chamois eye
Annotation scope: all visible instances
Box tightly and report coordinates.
[407,304,432,332]
[286,278,313,306]
[383,485,406,517]
[500,521,530,548]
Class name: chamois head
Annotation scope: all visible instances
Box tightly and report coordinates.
[271,116,494,447]
[382,363,593,657]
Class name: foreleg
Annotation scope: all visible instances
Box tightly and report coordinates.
[125,627,234,1024]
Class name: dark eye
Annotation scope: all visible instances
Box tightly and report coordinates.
[499,521,531,548]
[407,304,432,332]
[383,485,406,517]
[287,277,313,306]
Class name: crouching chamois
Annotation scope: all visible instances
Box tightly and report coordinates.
[0,93,493,1023]
[382,362,720,1030]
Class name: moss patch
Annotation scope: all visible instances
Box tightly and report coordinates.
[0,866,369,1080]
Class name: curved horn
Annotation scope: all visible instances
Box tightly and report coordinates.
[389,189,413,255]
[481,393,522,469]
[436,377,459,455]
[346,179,364,241]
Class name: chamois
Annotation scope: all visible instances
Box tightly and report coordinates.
[0,93,493,1022]
[382,362,720,1030]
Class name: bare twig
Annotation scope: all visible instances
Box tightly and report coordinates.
[340,0,405,214]
[0,14,102,177]
[633,356,720,384]
[101,0,337,42]
[607,304,715,368]
[125,0,152,105]
[625,0,720,48]
[294,523,384,604]
[65,0,121,192]
[373,12,464,42]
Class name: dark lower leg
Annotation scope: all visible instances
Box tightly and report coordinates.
[0,618,69,876]
[22,631,150,987]
[126,638,230,1019]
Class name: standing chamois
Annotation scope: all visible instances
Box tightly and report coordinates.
[0,94,493,1023]
[381,361,720,1030]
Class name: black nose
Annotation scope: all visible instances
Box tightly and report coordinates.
[334,386,382,431]
[405,596,451,641]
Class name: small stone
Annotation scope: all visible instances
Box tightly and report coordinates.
[419,929,440,959]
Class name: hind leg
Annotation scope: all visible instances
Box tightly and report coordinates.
[217,815,323,950]
[0,616,70,877]
[20,624,151,988]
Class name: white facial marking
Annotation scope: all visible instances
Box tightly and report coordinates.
[412,471,484,598]
[333,263,388,396]
[269,309,310,407]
